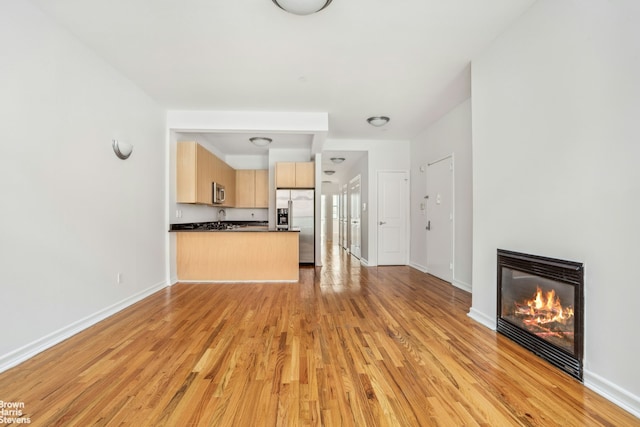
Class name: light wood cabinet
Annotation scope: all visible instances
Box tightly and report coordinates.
[235,169,269,208]
[275,162,315,188]
[255,169,269,207]
[275,162,296,188]
[220,162,236,207]
[177,141,211,204]
[235,170,255,208]
[177,141,235,206]
[176,231,299,282]
[295,162,315,188]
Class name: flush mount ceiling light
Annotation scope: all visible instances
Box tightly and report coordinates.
[324,170,335,175]
[249,137,272,147]
[272,0,332,15]
[330,157,345,163]
[367,116,390,127]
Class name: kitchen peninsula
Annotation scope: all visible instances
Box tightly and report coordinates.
[171,222,299,282]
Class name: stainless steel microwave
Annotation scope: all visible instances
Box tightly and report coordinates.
[212,182,226,204]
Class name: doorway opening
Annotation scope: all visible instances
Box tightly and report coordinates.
[321,194,339,246]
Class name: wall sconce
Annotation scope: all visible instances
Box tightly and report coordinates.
[112,139,133,160]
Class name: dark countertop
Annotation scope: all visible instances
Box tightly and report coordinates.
[169,221,299,232]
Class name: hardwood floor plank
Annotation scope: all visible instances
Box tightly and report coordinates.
[0,245,638,426]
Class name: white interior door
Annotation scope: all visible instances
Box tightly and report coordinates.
[426,157,454,283]
[349,175,361,258]
[378,171,409,265]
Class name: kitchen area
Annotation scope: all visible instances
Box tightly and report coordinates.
[168,134,320,283]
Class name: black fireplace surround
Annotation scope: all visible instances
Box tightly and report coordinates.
[497,249,584,381]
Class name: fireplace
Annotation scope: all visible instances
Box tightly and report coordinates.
[497,249,584,381]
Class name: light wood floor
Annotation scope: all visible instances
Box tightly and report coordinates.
[0,245,638,426]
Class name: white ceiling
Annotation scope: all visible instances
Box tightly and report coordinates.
[321,151,366,186]
[197,132,314,156]
[29,0,535,166]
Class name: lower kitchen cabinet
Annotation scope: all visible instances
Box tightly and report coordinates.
[176,231,299,282]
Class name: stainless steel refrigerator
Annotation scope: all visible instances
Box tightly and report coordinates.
[276,189,315,264]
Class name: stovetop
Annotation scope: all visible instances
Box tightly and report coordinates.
[170,221,267,231]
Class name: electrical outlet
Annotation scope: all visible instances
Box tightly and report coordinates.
[175,209,182,218]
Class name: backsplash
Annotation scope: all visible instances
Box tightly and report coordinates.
[223,208,269,222]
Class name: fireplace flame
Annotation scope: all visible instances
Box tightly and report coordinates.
[515,286,574,326]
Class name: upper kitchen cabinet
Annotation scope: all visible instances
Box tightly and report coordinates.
[219,161,236,207]
[275,162,315,189]
[235,169,269,208]
[177,141,211,204]
[177,141,235,206]
[255,170,269,207]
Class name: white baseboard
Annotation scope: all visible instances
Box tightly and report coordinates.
[453,279,472,293]
[409,262,427,273]
[407,265,471,294]
[178,279,298,284]
[360,257,370,267]
[467,307,496,330]
[0,280,169,374]
[584,369,640,418]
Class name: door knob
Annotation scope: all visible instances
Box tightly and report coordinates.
[426,220,431,230]
[379,221,386,225]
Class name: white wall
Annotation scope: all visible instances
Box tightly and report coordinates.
[225,154,269,170]
[323,139,410,266]
[471,0,640,415]
[0,1,166,370]
[410,99,473,291]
